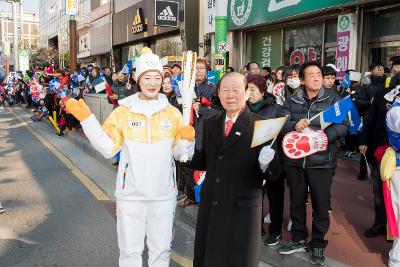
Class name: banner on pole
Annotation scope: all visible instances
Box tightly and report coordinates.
[65,0,79,15]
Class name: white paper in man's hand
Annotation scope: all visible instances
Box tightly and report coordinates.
[251,116,288,148]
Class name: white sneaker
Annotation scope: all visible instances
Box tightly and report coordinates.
[264,213,271,224]
[287,219,292,231]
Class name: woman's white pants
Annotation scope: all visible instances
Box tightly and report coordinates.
[116,198,176,267]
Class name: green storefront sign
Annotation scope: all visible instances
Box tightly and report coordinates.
[251,29,282,68]
[228,0,359,29]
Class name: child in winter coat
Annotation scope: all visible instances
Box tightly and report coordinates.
[31,98,49,121]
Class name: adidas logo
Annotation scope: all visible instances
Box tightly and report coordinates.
[131,8,146,34]
[157,6,176,21]
[133,9,142,25]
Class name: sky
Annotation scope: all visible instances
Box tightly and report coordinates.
[0,0,40,16]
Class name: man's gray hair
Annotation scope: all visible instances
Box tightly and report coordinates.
[219,72,248,90]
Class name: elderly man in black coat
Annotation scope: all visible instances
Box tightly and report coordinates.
[189,72,281,267]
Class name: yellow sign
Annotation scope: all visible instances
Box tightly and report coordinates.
[214,54,225,71]
[168,56,183,62]
[131,8,147,34]
[65,0,78,15]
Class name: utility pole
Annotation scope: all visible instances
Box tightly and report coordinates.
[179,0,187,52]
[19,0,23,48]
[11,0,18,71]
[110,0,115,72]
[214,0,228,73]
[69,15,77,72]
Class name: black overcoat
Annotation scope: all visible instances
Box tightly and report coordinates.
[190,107,281,267]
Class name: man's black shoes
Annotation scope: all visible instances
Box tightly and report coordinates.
[310,247,325,266]
[364,223,386,238]
[278,240,308,254]
[278,240,326,266]
[264,233,282,246]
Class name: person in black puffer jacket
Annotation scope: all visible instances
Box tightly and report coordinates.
[247,74,284,246]
[358,63,390,238]
[278,62,347,266]
[356,63,386,116]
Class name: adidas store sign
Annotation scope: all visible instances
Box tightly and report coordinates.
[131,8,147,34]
[155,0,179,27]
[158,6,176,21]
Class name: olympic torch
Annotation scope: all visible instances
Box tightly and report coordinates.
[180,51,197,162]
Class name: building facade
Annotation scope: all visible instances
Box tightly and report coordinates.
[224,0,400,75]
[112,0,199,71]
[0,11,40,50]
[39,0,78,67]
[0,11,40,67]
[77,0,112,67]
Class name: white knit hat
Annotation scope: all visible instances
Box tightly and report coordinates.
[135,47,163,82]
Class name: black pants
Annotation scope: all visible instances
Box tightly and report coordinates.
[359,154,367,178]
[370,160,387,225]
[264,174,285,235]
[345,134,358,151]
[179,163,195,201]
[286,166,334,249]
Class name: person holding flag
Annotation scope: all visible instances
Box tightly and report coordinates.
[278,62,347,266]
[65,47,195,267]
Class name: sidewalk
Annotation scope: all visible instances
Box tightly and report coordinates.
[11,106,391,267]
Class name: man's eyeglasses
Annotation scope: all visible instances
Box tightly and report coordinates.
[196,67,207,70]
[307,73,322,79]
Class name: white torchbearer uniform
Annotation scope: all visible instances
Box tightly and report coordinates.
[80,93,184,267]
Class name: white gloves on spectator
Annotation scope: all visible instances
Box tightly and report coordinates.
[173,140,195,162]
[258,146,275,173]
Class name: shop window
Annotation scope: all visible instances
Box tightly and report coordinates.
[324,46,337,65]
[370,46,400,68]
[324,19,338,66]
[325,19,337,43]
[284,24,323,65]
[369,9,400,38]
[121,43,144,67]
[128,44,144,59]
[153,35,182,58]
